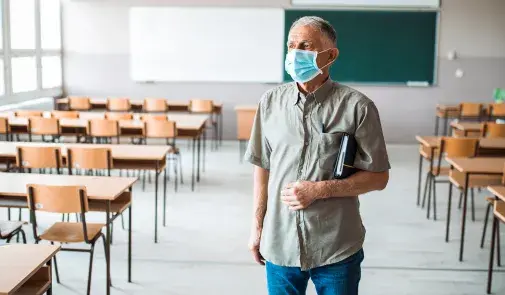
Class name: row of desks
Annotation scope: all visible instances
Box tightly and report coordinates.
[0,172,137,295]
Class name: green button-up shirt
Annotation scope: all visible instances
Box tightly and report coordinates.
[245,79,390,270]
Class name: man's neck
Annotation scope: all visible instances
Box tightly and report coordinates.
[297,75,330,95]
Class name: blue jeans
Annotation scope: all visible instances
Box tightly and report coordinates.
[266,249,364,295]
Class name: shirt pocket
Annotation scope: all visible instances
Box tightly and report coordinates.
[317,132,344,171]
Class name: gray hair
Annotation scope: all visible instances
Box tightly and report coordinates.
[290,16,337,45]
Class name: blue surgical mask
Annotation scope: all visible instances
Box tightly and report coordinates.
[285,49,328,83]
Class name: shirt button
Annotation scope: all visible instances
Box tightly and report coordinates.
[304,142,309,146]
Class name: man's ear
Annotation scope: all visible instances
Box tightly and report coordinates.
[317,48,339,69]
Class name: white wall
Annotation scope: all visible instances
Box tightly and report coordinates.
[61,0,505,143]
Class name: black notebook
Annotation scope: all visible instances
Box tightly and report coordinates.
[333,134,358,179]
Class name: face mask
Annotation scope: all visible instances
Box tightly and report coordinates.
[285,49,332,83]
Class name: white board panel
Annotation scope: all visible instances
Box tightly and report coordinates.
[292,0,439,7]
[129,7,285,83]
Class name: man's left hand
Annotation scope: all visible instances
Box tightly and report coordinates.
[281,181,319,211]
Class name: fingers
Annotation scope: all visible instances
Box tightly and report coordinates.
[252,249,265,265]
[288,205,305,211]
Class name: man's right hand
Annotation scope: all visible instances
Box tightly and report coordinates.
[248,228,265,265]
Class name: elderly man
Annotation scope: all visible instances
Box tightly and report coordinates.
[245,16,390,295]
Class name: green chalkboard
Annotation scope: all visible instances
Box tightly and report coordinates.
[284,10,438,85]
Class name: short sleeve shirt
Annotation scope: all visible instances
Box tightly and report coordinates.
[244,79,390,270]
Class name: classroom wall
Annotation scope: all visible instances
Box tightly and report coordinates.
[61,0,505,143]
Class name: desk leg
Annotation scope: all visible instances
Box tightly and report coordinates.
[192,138,196,191]
[203,126,206,173]
[219,112,223,146]
[154,164,159,243]
[47,259,53,295]
[417,154,423,206]
[197,134,201,182]
[487,214,497,294]
[106,201,111,295]
[443,116,449,136]
[445,183,453,242]
[163,163,167,227]
[459,173,469,261]
[434,116,439,136]
[128,188,132,283]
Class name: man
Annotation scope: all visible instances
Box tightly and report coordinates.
[245,16,390,295]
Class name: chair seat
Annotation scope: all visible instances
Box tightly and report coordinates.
[88,192,131,214]
[40,222,105,243]
[449,171,502,189]
[0,221,23,238]
[420,145,439,160]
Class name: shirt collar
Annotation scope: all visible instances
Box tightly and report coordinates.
[293,78,334,106]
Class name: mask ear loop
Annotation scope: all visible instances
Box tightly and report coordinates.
[314,48,337,72]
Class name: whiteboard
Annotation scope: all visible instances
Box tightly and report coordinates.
[129,7,285,83]
[292,0,439,7]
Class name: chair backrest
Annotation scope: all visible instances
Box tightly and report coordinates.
[16,146,62,169]
[87,119,119,137]
[51,111,79,119]
[29,117,60,136]
[0,117,9,134]
[188,99,214,113]
[68,96,91,111]
[15,110,43,118]
[434,137,479,176]
[489,103,505,118]
[27,184,88,214]
[482,123,505,138]
[143,98,167,112]
[141,114,167,121]
[237,110,256,140]
[67,147,112,171]
[459,103,483,118]
[107,98,131,112]
[105,112,133,121]
[144,120,177,138]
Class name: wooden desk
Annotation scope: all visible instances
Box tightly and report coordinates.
[450,121,483,137]
[445,157,505,262]
[435,105,460,136]
[0,141,170,243]
[0,111,207,191]
[0,244,60,295]
[0,172,137,295]
[235,105,257,162]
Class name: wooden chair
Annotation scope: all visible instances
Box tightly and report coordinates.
[14,110,43,118]
[143,98,167,113]
[51,111,79,119]
[68,96,92,111]
[16,146,62,174]
[189,99,218,150]
[482,122,505,138]
[26,184,108,295]
[488,103,505,121]
[237,109,256,162]
[424,138,479,221]
[458,103,484,121]
[487,199,504,294]
[87,119,120,144]
[0,220,26,243]
[67,147,112,176]
[143,120,182,192]
[28,117,60,142]
[0,117,10,141]
[106,98,131,112]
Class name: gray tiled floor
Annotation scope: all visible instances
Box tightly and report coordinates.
[1,143,504,294]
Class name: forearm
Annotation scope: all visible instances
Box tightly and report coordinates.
[252,166,269,230]
[314,170,389,199]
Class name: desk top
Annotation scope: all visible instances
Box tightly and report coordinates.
[488,186,505,203]
[445,157,505,174]
[0,112,209,131]
[450,121,483,131]
[0,172,137,200]
[415,135,505,150]
[415,135,439,148]
[436,104,459,111]
[0,244,60,295]
[234,105,257,111]
[55,98,223,108]
[0,142,171,161]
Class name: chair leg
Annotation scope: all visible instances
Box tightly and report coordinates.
[427,175,433,219]
[458,192,463,209]
[178,154,184,184]
[51,242,61,283]
[497,222,502,267]
[19,229,27,244]
[121,213,125,230]
[86,243,96,295]
[421,172,430,209]
[432,178,437,221]
[471,188,476,222]
[101,234,111,287]
[142,170,146,191]
[481,203,492,248]
[174,157,179,192]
